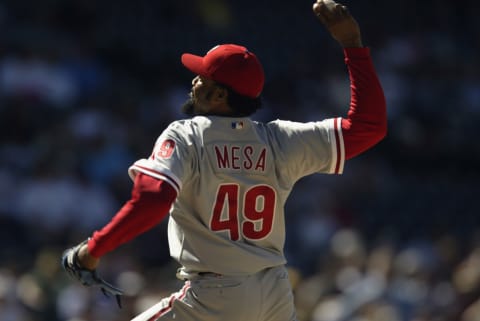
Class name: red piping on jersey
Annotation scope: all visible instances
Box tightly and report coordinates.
[132,164,181,191]
[88,173,177,258]
[147,281,190,321]
[333,118,342,174]
[341,47,387,160]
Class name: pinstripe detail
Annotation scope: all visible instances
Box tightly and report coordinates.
[333,117,345,174]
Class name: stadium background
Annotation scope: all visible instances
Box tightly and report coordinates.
[0,0,479,320]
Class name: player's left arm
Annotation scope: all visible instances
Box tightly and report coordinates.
[314,0,387,159]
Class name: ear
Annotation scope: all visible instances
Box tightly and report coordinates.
[212,86,228,104]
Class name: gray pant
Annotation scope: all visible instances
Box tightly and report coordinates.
[131,265,297,321]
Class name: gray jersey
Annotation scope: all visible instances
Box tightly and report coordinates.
[128,115,344,276]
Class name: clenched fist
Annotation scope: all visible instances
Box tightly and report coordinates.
[313,0,363,48]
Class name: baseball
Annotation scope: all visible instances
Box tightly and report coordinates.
[323,0,337,8]
[314,0,339,14]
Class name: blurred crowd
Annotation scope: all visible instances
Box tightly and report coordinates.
[0,0,479,320]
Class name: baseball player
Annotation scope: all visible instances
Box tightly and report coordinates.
[62,1,387,320]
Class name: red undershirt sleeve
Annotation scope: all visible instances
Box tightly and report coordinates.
[87,173,177,258]
[341,47,387,160]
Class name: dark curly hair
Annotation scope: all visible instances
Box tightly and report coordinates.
[216,83,263,117]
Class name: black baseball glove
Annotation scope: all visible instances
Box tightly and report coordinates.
[62,239,124,308]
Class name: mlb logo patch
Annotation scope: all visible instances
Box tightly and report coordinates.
[231,121,244,129]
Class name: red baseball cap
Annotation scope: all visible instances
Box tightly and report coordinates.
[181,44,265,99]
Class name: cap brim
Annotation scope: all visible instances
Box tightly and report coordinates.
[181,53,206,76]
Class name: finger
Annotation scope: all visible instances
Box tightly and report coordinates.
[333,4,344,15]
[326,3,348,21]
[116,295,123,309]
[99,279,124,295]
[335,4,350,18]
[100,285,123,308]
[314,1,345,25]
[313,2,333,25]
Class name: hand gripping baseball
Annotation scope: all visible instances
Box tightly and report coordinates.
[313,0,363,48]
[62,240,124,308]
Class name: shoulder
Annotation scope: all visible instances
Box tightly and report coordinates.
[162,118,200,140]
[165,116,212,134]
[159,117,213,148]
[263,119,340,143]
[266,119,321,133]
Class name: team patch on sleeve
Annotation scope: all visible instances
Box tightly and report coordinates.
[156,139,176,159]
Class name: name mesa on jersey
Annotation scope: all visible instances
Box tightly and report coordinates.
[213,144,267,173]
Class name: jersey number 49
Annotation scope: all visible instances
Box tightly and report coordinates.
[210,184,276,241]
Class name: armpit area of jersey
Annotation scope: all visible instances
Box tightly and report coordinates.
[128,159,181,195]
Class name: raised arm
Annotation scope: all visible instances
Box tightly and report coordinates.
[314,0,387,159]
